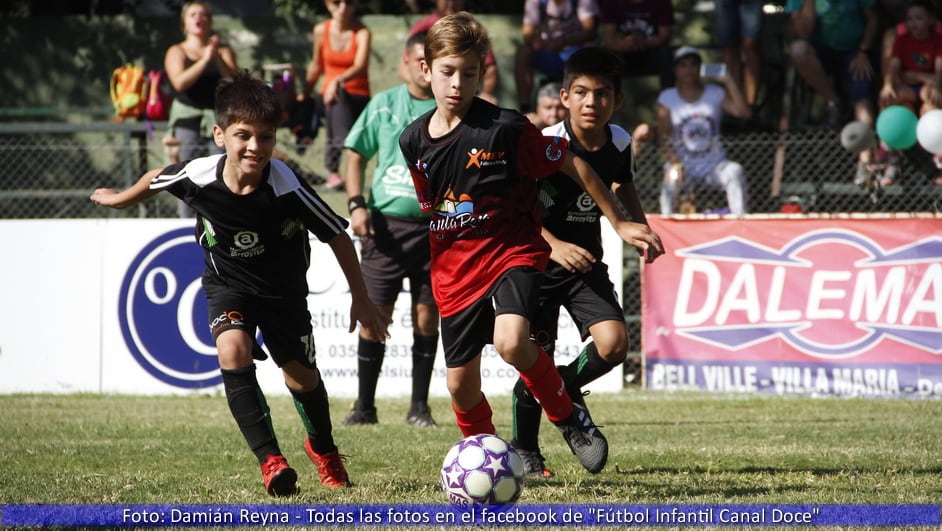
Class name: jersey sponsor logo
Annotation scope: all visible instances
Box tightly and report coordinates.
[430,188,489,235]
[465,147,507,169]
[671,229,942,358]
[230,230,264,258]
[118,228,222,388]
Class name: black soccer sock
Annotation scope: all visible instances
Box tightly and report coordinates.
[356,337,386,410]
[562,342,621,390]
[291,374,337,456]
[221,365,281,462]
[511,377,543,451]
[411,333,438,405]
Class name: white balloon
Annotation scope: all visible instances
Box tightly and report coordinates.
[916,109,942,154]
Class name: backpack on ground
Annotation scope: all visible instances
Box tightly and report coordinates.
[110,64,146,120]
[145,69,173,121]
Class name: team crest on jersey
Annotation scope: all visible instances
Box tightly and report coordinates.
[545,137,564,161]
[465,148,507,169]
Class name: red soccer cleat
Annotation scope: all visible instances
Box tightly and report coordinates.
[260,454,298,497]
[304,438,352,488]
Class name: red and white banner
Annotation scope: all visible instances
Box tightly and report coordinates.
[643,215,942,398]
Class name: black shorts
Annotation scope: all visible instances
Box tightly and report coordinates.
[359,212,435,307]
[207,290,316,369]
[531,261,624,354]
[440,267,542,368]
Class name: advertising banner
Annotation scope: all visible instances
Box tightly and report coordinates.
[643,215,942,398]
[0,220,622,396]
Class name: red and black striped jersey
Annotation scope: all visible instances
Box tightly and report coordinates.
[399,98,568,316]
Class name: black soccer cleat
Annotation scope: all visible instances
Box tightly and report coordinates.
[554,402,608,474]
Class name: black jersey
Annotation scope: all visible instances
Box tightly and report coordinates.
[539,120,633,260]
[150,154,348,299]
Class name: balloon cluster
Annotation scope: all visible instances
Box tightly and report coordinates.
[841,106,942,154]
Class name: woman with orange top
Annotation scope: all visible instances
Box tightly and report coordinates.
[301,0,372,190]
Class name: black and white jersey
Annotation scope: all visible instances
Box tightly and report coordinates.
[151,154,348,299]
[539,120,633,260]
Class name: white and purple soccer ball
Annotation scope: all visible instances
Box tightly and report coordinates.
[440,434,525,507]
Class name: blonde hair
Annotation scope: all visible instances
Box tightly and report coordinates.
[180,1,213,34]
[424,11,490,71]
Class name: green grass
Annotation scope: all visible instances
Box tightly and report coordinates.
[1,392,940,526]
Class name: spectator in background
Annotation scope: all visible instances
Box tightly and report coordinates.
[301,0,372,191]
[787,0,879,184]
[598,0,675,90]
[787,0,879,129]
[713,0,764,111]
[164,0,238,217]
[340,32,441,428]
[879,0,942,115]
[404,0,500,103]
[877,0,942,184]
[514,0,600,112]
[656,47,751,215]
[525,81,569,128]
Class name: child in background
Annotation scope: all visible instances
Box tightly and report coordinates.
[398,12,663,474]
[91,71,390,496]
[511,46,663,478]
[878,0,942,185]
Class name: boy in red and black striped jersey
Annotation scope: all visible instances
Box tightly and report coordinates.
[399,12,662,473]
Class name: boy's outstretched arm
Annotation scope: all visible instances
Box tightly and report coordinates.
[327,232,392,343]
[90,167,162,209]
[560,153,664,261]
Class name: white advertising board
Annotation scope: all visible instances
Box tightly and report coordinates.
[0,219,624,397]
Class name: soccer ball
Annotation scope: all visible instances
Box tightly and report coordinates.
[440,434,525,507]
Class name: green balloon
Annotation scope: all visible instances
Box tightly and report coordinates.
[876,105,918,150]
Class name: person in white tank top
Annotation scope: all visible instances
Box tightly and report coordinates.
[655,46,752,215]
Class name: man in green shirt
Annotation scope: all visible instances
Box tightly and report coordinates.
[341,32,440,428]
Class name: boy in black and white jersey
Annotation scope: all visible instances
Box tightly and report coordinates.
[91,70,390,497]
[511,47,664,478]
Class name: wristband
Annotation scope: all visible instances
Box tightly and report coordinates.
[347,195,366,214]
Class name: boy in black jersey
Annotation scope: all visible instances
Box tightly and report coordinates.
[398,13,663,474]
[91,71,390,497]
[510,47,664,478]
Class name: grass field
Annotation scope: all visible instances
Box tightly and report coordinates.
[1,392,940,528]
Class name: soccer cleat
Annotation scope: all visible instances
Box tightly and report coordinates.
[304,438,352,488]
[405,401,437,428]
[513,446,554,479]
[260,454,298,497]
[554,402,608,474]
[342,401,378,425]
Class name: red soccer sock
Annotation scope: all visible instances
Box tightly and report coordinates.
[453,395,495,436]
[519,349,574,423]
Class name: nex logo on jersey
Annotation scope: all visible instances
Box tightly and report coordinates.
[669,229,942,359]
[465,148,506,169]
